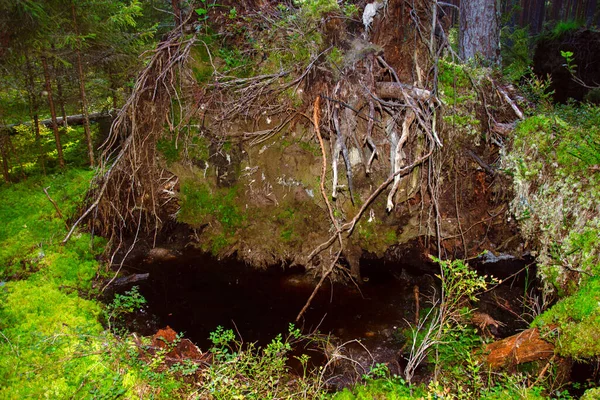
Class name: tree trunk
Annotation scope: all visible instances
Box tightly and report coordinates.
[552,0,564,21]
[51,44,68,128]
[531,0,546,35]
[460,0,500,64]
[71,4,95,167]
[55,71,68,128]
[24,55,46,175]
[40,54,65,168]
[2,111,115,134]
[586,0,597,25]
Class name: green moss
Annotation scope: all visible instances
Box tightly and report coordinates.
[295,0,340,19]
[0,169,95,279]
[534,278,600,359]
[178,180,245,255]
[326,46,344,70]
[547,20,583,40]
[179,181,244,233]
[506,104,600,297]
[157,137,181,164]
[355,220,398,257]
[332,379,425,399]
[0,168,155,398]
[582,388,600,399]
[438,60,473,105]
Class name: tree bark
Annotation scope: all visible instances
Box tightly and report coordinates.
[1,111,115,134]
[586,0,597,26]
[552,0,564,21]
[459,0,500,64]
[40,54,65,168]
[482,327,555,370]
[52,44,68,128]
[72,4,95,167]
[25,54,46,174]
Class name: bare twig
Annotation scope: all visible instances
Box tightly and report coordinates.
[43,186,67,229]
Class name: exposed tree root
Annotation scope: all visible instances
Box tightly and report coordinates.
[64,14,198,250]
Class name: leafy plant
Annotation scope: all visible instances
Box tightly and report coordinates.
[197,324,324,399]
[403,257,496,385]
[105,286,147,331]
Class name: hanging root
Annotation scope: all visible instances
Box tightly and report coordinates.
[332,105,355,203]
[64,14,197,247]
[387,109,415,212]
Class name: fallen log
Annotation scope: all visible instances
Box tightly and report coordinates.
[0,110,116,135]
[482,326,556,370]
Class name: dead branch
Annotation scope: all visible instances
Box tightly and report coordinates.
[43,186,68,230]
[296,95,345,322]
[488,77,524,120]
[305,147,434,264]
[296,248,342,322]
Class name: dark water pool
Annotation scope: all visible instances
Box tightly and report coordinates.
[123,249,433,352]
[114,248,536,383]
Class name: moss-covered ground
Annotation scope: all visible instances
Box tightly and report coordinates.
[506,103,600,362]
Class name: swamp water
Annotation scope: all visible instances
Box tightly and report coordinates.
[118,248,532,381]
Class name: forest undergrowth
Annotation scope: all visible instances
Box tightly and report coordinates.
[1,1,600,399]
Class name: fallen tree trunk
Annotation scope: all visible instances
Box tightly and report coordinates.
[482,327,556,370]
[0,111,116,135]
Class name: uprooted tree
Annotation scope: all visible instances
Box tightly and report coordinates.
[67,0,523,290]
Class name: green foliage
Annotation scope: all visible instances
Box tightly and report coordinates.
[157,137,181,164]
[294,0,340,19]
[520,69,555,109]
[0,168,95,279]
[178,180,244,254]
[218,46,252,75]
[342,2,359,18]
[506,103,600,297]
[437,59,490,144]
[501,26,533,83]
[534,278,600,359]
[197,324,324,399]
[105,286,147,331]
[548,20,583,40]
[333,374,425,399]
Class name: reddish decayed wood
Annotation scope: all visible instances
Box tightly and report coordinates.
[482,327,556,369]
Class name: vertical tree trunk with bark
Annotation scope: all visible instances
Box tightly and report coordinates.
[25,55,46,174]
[40,54,65,168]
[71,4,95,167]
[586,0,597,25]
[460,0,500,64]
[55,70,68,128]
[552,0,564,21]
[51,44,68,128]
